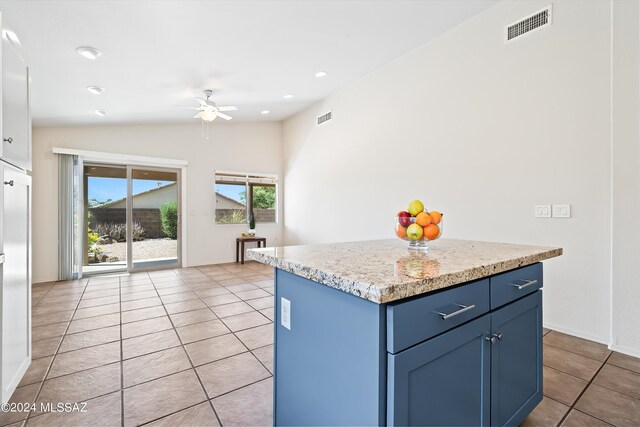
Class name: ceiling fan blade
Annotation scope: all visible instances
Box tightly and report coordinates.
[197,98,210,106]
[193,114,201,119]
[174,105,201,110]
[216,106,237,111]
[217,113,232,120]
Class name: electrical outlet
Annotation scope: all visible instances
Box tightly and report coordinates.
[281,298,291,330]
[552,204,571,218]
[535,205,551,218]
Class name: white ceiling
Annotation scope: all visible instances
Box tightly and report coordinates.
[0,0,497,126]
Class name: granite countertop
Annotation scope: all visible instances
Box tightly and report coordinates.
[247,238,562,304]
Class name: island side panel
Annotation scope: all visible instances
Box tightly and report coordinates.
[274,269,386,426]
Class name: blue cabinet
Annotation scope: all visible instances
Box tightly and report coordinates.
[490,291,543,426]
[273,264,544,426]
[387,315,491,426]
[387,291,542,427]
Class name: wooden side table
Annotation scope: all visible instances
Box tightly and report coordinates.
[236,237,267,264]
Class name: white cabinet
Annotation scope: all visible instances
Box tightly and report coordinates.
[1,34,31,171]
[0,14,32,403]
[0,165,31,403]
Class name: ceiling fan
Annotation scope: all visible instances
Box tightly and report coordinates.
[178,90,237,122]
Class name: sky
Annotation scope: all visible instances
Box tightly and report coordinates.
[87,178,245,204]
[88,177,174,204]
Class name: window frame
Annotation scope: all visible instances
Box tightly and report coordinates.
[214,171,278,225]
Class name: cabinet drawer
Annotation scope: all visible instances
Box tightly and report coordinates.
[387,279,490,353]
[490,263,542,309]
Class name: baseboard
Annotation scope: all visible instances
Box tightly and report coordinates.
[542,322,610,346]
[609,343,640,359]
[32,276,57,285]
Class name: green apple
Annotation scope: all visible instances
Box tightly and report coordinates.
[408,200,425,216]
[406,223,424,241]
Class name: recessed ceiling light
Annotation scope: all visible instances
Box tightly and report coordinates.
[94,110,106,117]
[86,86,105,95]
[76,46,101,60]
[261,110,270,115]
[283,94,293,99]
[315,71,327,78]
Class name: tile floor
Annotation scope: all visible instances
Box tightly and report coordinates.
[2,262,275,427]
[2,261,639,427]
[522,329,640,427]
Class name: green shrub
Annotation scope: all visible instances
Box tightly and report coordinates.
[160,201,178,239]
[88,228,100,247]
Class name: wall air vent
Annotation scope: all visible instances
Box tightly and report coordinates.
[317,111,332,126]
[505,5,552,43]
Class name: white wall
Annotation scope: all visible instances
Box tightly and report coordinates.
[283,1,612,344]
[611,1,640,357]
[33,122,282,283]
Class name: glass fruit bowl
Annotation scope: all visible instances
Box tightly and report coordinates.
[395,212,443,251]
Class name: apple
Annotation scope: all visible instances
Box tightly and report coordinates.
[408,200,425,217]
[397,211,412,228]
[406,223,424,241]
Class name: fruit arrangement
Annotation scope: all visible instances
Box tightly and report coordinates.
[395,199,443,250]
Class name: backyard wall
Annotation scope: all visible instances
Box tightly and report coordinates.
[89,208,165,239]
[32,121,283,282]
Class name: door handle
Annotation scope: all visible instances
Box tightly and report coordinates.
[3,137,12,144]
[436,303,476,320]
[4,180,14,186]
[509,279,538,290]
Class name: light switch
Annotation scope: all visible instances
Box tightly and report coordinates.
[281,297,291,330]
[552,204,571,218]
[535,205,551,218]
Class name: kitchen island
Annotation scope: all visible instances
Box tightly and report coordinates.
[247,239,562,427]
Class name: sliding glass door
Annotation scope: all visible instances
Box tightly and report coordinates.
[128,167,180,270]
[82,163,181,275]
[84,164,128,275]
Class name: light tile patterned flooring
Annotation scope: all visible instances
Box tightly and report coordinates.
[523,329,640,427]
[2,262,275,427]
[2,261,640,427]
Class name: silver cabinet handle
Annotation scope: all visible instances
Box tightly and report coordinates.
[485,332,503,344]
[436,303,476,320]
[509,279,538,290]
[3,137,12,144]
[0,253,5,264]
[4,180,14,186]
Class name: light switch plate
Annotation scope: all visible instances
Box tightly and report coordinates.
[281,297,291,330]
[535,205,551,218]
[552,204,571,218]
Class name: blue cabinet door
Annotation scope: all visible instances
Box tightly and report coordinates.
[490,291,543,426]
[387,315,491,426]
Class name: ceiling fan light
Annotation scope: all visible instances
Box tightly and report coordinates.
[198,110,217,122]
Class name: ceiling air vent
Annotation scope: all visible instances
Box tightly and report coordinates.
[505,5,552,43]
[317,111,332,126]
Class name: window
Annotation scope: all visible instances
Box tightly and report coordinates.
[215,171,278,224]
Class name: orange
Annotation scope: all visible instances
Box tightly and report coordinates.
[396,223,407,238]
[416,211,432,227]
[423,224,440,240]
[429,211,442,225]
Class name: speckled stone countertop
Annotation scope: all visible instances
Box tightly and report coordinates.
[247,239,562,304]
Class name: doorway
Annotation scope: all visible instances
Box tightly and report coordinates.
[83,163,181,275]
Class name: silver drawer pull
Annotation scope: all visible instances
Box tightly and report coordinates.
[3,137,12,144]
[436,303,476,320]
[4,180,14,187]
[509,279,538,290]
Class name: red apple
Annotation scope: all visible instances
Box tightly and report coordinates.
[397,211,412,228]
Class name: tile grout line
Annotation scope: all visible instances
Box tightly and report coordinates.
[556,351,615,426]
[119,274,125,427]
[24,277,91,425]
[148,271,226,427]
